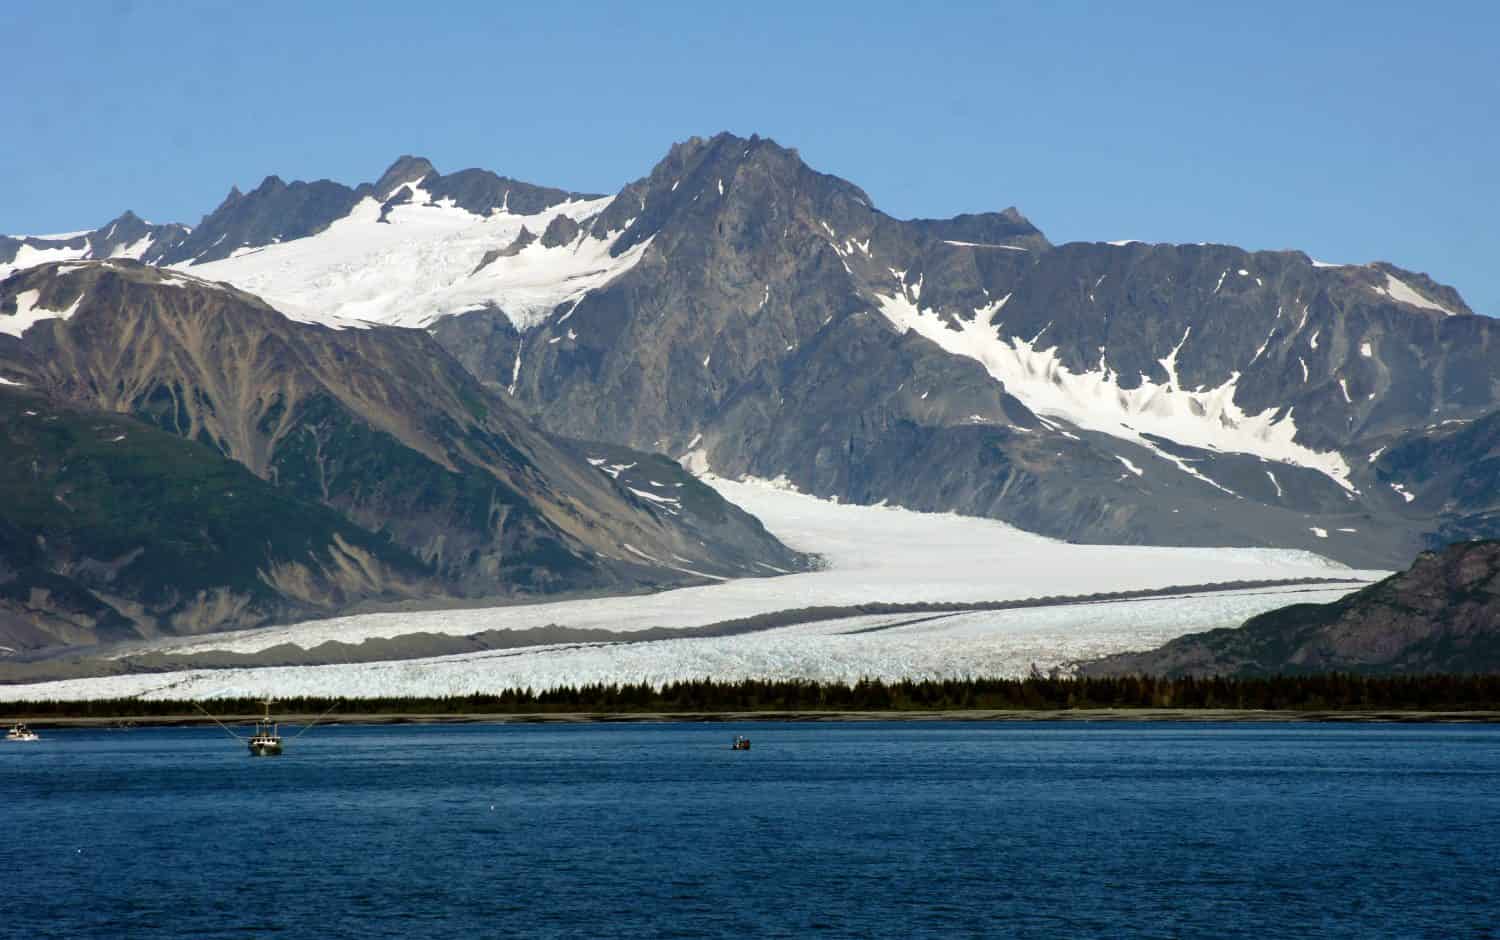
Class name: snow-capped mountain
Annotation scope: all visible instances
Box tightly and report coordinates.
[436,134,1495,568]
[1,155,647,333]
[0,211,189,277]
[156,157,649,330]
[4,134,1495,570]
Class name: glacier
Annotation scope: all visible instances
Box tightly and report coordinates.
[0,476,1384,702]
[0,586,1362,702]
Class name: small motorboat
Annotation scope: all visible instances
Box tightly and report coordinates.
[731,735,751,751]
[5,722,40,742]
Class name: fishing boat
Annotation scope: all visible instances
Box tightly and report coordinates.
[247,700,283,757]
[193,698,338,756]
[5,722,40,742]
[731,735,751,751]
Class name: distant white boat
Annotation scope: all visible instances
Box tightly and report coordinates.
[5,722,39,742]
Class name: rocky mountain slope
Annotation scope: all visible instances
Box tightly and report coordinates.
[1082,540,1500,676]
[0,260,804,651]
[0,383,436,650]
[439,134,1497,567]
[5,135,1496,569]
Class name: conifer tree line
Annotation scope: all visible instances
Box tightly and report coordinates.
[9,673,1500,718]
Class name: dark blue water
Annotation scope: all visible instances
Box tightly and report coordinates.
[3,721,1499,938]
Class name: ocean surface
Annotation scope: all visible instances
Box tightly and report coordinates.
[3,721,1498,938]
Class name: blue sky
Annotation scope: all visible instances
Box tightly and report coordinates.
[3,1,1497,312]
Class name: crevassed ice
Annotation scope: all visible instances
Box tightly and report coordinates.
[875,291,1356,492]
[0,586,1365,702]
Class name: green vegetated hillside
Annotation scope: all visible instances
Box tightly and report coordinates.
[0,386,436,649]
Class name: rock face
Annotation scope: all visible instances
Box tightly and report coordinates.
[0,261,806,651]
[6,135,1500,570]
[1083,540,1500,677]
[438,133,1497,568]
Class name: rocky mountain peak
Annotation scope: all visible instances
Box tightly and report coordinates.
[1368,261,1474,316]
[999,206,1032,226]
[375,155,437,199]
[592,131,886,255]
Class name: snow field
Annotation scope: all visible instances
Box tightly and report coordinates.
[174,189,647,330]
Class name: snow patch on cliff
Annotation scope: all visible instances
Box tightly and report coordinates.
[874,292,1356,493]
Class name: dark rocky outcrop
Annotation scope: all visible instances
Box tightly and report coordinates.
[539,214,580,248]
[473,226,537,273]
[374,155,436,198]
[423,167,597,217]
[1083,540,1500,677]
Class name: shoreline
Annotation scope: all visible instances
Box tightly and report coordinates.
[12,708,1500,728]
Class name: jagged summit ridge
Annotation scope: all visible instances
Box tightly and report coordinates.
[2,132,1491,568]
